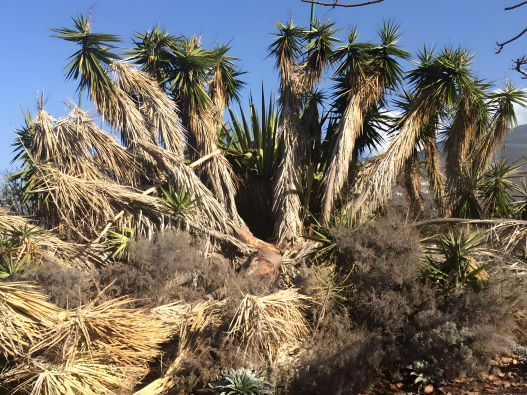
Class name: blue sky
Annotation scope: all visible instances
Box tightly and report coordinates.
[0,0,526,172]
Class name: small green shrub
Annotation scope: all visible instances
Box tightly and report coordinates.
[405,360,443,387]
[209,368,273,395]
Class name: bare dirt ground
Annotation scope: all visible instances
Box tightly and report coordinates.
[365,358,527,395]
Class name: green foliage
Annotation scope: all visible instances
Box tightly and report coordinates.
[304,208,369,264]
[220,88,280,182]
[0,254,29,280]
[516,178,527,220]
[167,36,215,111]
[209,368,273,395]
[105,227,135,261]
[50,12,121,96]
[422,231,489,292]
[452,166,485,219]
[161,183,198,216]
[210,43,247,105]
[480,161,522,218]
[406,360,443,387]
[127,25,177,82]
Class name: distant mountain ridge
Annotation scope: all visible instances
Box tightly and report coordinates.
[498,123,527,164]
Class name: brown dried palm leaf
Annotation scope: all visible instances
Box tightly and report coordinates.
[0,208,105,268]
[352,96,438,214]
[133,302,222,395]
[226,288,311,362]
[1,355,143,395]
[58,103,136,184]
[425,138,446,216]
[91,79,152,148]
[0,282,60,358]
[28,163,253,253]
[321,74,384,224]
[445,92,477,195]
[31,290,171,370]
[109,62,185,156]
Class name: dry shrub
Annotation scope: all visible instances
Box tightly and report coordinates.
[278,215,527,395]
[226,289,311,363]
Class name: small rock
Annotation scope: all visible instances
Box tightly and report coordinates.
[424,384,434,393]
[502,357,513,364]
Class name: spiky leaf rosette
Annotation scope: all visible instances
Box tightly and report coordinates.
[50,12,121,98]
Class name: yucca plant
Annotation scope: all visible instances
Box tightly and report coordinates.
[451,166,485,219]
[468,83,527,176]
[161,183,198,216]
[322,21,409,223]
[422,231,489,292]
[0,254,29,279]
[516,178,527,220]
[50,11,121,100]
[209,368,273,395]
[480,161,522,218]
[354,45,478,214]
[105,227,135,261]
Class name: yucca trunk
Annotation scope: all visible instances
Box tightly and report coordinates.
[444,92,477,204]
[402,152,425,216]
[321,74,383,224]
[424,138,446,216]
[273,80,305,244]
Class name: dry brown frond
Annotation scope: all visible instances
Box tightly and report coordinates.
[1,355,143,395]
[352,95,439,215]
[58,103,137,184]
[0,208,105,268]
[0,282,60,358]
[226,288,311,362]
[31,289,171,370]
[133,302,223,395]
[273,78,305,245]
[321,74,384,224]
[28,162,253,253]
[424,138,446,216]
[91,79,152,148]
[109,62,186,156]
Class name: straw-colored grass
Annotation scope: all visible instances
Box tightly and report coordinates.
[109,62,186,156]
[1,355,143,395]
[226,288,311,362]
[31,288,171,370]
[0,282,60,358]
[133,302,224,395]
[0,208,105,268]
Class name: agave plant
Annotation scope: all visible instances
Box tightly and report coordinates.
[422,231,489,292]
[209,368,273,395]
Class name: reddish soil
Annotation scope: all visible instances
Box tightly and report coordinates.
[365,358,527,395]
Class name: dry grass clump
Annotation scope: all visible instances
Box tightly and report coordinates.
[2,355,143,395]
[0,282,60,358]
[0,208,105,268]
[32,290,171,369]
[226,288,311,362]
